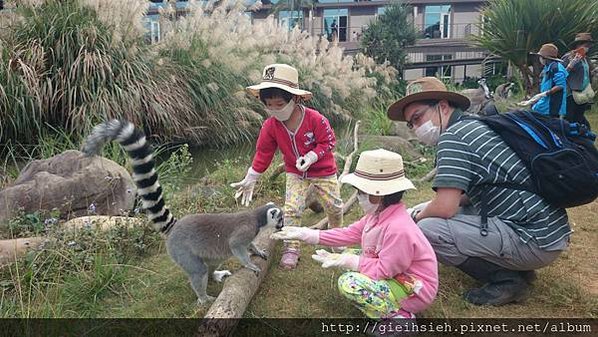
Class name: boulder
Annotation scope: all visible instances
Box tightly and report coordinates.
[389,121,417,141]
[0,150,136,226]
[359,135,423,160]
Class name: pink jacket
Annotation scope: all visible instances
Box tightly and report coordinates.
[251,106,337,178]
[318,203,438,312]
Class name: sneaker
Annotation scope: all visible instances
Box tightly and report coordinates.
[366,311,417,337]
[279,246,300,270]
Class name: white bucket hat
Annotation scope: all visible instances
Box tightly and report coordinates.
[341,149,415,196]
[246,64,313,101]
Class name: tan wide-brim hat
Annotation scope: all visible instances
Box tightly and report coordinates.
[530,43,563,62]
[571,32,594,48]
[246,64,313,101]
[341,149,415,196]
[387,77,471,122]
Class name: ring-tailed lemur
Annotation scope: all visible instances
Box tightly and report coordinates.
[82,120,284,304]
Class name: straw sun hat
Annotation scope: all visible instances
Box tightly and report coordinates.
[341,149,415,196]
[387,77,471,122]
[246,64,313,101]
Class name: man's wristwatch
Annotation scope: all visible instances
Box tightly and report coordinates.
[410,209,421,222]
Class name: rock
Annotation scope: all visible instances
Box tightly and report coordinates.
[389,122,417,141]
[0,150,136,226]
[359,135,423,160]
[0,237,47,267]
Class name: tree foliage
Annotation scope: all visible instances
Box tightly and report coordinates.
[472,0,598,93]
[360,1,416,73]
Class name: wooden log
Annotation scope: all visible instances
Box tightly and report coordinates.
[0,237,46,267]
[62,216,143,232]
[196,227,276,337]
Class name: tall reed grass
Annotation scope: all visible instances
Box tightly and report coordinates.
[0,0,399,153]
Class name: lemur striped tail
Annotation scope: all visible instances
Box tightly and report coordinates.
[82,120,176,234]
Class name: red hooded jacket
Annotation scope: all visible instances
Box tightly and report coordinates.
[251,106,337,178]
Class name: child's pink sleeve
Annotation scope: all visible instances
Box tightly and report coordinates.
[358,228,415,281]
[318,217,366,246]
[312,115,336,159]
[252,119,278,173]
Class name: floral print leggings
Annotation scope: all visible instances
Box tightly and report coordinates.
[337,271,420,319]
[284,173,343,249]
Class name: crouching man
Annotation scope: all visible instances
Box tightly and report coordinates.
[387,77,571,306]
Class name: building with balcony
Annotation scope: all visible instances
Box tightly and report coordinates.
[252,0,504,83]
[142,0,503,83]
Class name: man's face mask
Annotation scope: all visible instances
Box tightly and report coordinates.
[265,100,295,122]
[413,105,441,146]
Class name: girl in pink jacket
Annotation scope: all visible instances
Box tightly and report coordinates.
[272,149,438,319]
[231,64,343,269]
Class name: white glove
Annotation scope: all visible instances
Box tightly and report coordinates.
[296,151,318,172]
[311,249,360,270]
[517,91,548,106]
[270,226,320,244]
[230,167,262,206]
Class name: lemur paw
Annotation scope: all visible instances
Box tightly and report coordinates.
[250,247,268,260]
[213,270,232,283]
[245,263,261,275]
[196,295,216,306]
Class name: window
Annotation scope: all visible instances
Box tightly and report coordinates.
[424,5,450,39]
[279,10,304,31]
[150,21,160,44]
[425,54,452,79]
[375,6,386,18]
[323,8,348,42]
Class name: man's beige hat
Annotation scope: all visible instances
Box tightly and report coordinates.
[246,64,313,100]
[341,149,415,196]
[387,77,471,121]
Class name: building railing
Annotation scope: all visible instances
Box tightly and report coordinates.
[414,22,481,40]
[406,51,488,64]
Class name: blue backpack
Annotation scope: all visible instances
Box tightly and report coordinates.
[466,110,598,235]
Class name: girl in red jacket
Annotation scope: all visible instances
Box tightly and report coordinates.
[231,64,343,269]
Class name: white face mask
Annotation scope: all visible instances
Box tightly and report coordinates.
[265,100,295,122]
[415,120,441,146]
[357,193,379,214]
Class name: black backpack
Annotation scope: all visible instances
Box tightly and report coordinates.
[464,110,598,235]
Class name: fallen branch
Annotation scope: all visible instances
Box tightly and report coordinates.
[417,168,437,183]
[197,227,277,336]
[309,190,358,230]
[311,121,361,230]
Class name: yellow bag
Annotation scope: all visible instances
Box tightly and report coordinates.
[572,84,595,105]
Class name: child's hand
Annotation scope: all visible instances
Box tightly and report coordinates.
[230,167,261,206]
[296,151,318,172]
[270,226,320,244]
[312,249,359,270]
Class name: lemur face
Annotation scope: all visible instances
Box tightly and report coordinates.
[266,205,284,230]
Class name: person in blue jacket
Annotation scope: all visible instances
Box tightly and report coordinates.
[527,43,569,118]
